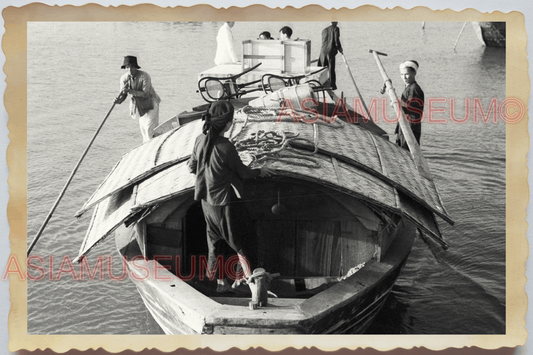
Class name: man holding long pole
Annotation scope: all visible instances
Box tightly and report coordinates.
[370,49,430,179]
[114,55,161,143]
[395,60,424,150]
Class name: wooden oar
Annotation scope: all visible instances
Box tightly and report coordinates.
[453,22,468,51]
[341,53,373,122]
[368,49,431,180]
[27,102,117,256]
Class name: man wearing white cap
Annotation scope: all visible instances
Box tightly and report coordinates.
[395,60,424,150]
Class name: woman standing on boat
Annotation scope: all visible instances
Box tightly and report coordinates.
[395,60,424,150]
[114,55,161,143]
[188,101,274,292]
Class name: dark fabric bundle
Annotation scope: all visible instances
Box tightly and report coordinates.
[201,100,235,163]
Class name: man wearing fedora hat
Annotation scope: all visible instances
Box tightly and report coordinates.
[115,55,162,143]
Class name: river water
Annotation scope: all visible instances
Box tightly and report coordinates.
[27,21,505,334]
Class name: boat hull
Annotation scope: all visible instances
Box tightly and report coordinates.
[472,22,506,48]
[115,218,416,334]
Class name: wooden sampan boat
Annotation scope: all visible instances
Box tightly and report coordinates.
[74,88,453,334]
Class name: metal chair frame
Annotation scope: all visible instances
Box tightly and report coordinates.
[197,63,263,103]
[260,66,329,101]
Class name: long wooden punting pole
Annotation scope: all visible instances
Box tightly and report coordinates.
[341,53,373,122]
[27,102,117,256]
[453,22,468,51]
[368,49,432,180]
[369,50,453,248]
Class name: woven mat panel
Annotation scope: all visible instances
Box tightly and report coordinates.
[135,161,195,209]
[321,123,384,172]
[370,136,449,221]
[234,106,452,223]
[415,179,447,218]
[76,190,136,261]
[77,120,203,216]
[257,151,399,213]
[336,159,398,210]
[232,107,383,171]
[153,119,203,165]
[399,192,442,240]
[77,161,195,260]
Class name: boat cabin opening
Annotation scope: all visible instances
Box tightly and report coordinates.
[137,178,400,298]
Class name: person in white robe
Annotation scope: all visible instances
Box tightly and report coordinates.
[214,22,239,66]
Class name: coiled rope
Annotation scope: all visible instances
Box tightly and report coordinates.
[230,106,338,169]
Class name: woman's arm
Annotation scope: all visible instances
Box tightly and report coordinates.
[226,143,261,179]
[188,138,200,174]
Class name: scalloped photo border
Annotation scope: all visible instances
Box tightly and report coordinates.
[3,3,528,353]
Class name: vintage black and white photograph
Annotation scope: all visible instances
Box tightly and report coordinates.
[3,2,528,353]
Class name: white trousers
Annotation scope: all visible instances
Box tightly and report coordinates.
[133,99,160,143]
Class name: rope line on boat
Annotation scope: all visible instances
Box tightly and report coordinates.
[238,106,345,129]
[230,105,336,169]
[235,128,320,168]
[255,150,321,169]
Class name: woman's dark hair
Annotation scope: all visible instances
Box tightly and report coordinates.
[201,101,235,163]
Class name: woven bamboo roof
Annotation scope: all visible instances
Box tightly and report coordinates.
[75,162,195,262]
[76,104,453,261]
[75,120,204,217]
[230,107,452,224]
